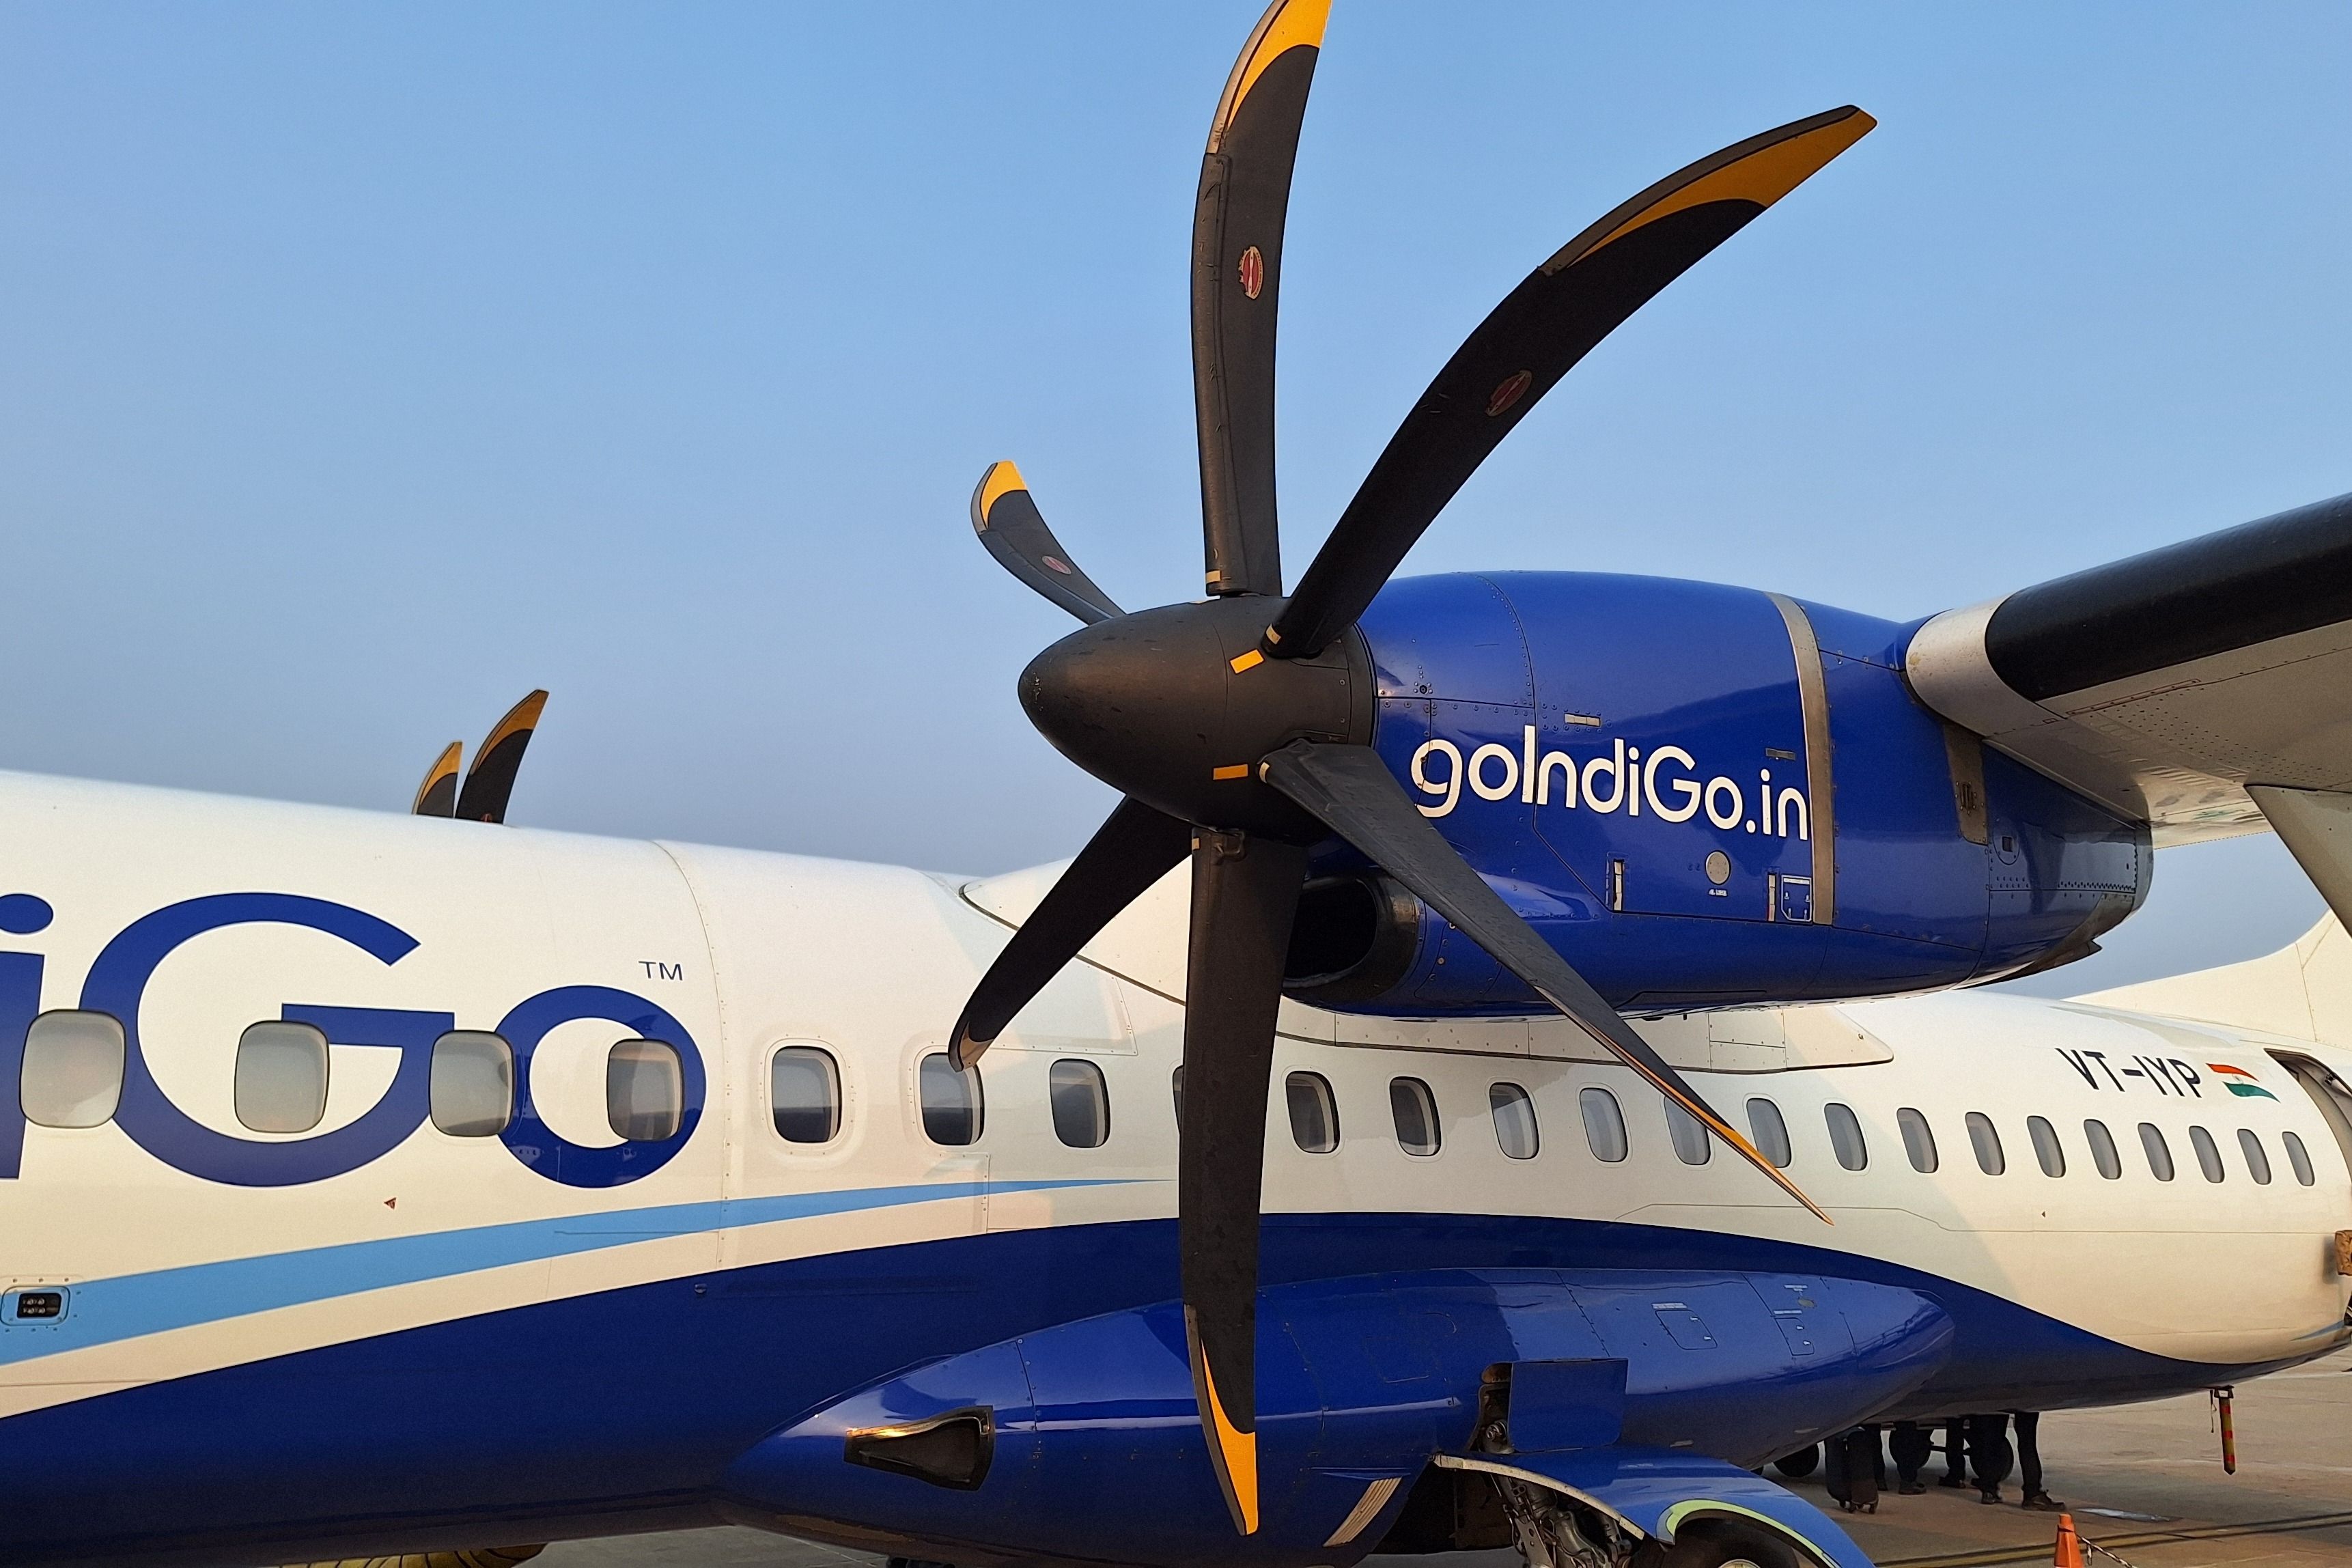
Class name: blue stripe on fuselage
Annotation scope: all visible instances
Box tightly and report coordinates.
[0,1179,1130,1369]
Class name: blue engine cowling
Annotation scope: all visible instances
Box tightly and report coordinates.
[1282,572,2149,1015]
[718,1267,1951,1568]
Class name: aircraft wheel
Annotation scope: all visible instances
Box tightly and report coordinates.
[1773,1444,1821,1479]
[1634,1517,1803,1568]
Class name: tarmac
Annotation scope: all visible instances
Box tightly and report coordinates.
[540,1347,2352,1568]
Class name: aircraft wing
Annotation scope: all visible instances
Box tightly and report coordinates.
[1907,491,2352,851]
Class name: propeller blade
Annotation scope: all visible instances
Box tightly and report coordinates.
[970,462,1124,626]
[1265,106,1875,659]
[411,741,462,817]
[1259,739,1828,1222]
[949,797,1192,1069]
[1191,0,1330,599]
[1178,825,1307,1536]
[454,690,548,825]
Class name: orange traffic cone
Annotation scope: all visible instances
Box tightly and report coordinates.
[2053,1512,2086,1568]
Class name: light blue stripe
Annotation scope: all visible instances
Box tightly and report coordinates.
[0,1178,1130,1368]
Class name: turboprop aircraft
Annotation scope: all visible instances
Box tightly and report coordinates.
[9,3,2352,1567]
[3,775,2351,1568]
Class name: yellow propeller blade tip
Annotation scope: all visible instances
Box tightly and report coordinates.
[1196,1355,1261,1534]
[1209,0,1332,152]
[1558,106,1877,275]
[475,690,548,761]
[973,461,1028,527]
[411,740,462,815]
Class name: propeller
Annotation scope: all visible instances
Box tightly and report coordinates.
[412,741,463,818]
[971,462,1123,626]
[949,796,1190,1070]
[1191,0,1325,598]
[1263,104,1875,660]
[953,0,1867,1532]
[412,690,549,824]
[457,689,548,825]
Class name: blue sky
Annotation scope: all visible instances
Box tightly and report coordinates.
[2,3,2346,995]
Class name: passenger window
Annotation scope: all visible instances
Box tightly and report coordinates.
[1664,1097,1710,1165]
[429,1031,512,1137]
[2138,1122,2175,1181]
[18,1010,124,1130]
[1389,1077,1440,1156]
[1490,1083,1539,1160]
[1581,1087,1628,1162]
[1965,1112,2004,1175]
[1050,1059,1110,1149]
[1287,1072,1338,1153]
[770,1045,841,1144]
[2084,1119,2122,1179]
[2284,1130,2316,1186]
[919,1052,983,1146]
[1898,1107,1937,1173]
[608,1039,683,1142]
[236,1020,329,1134]
[2189,1125,2225,1183]
[1824,1102,1866,1171]
[2238,1128,2273,1185]
[2027,1115,2065,1177]
[1746,1097,1792,1168]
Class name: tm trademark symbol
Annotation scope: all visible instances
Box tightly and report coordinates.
[639,960,684,981]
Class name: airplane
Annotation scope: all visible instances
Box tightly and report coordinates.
[7,3,2352,1567]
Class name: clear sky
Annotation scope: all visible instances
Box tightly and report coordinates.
[2,3,2346,996]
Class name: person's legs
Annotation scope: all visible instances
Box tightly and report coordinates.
[1968,1412,2015,1502]
[1890,1421,1932,1494]
[2014,1411,2060,1508]
[1940,1420,1971,1486]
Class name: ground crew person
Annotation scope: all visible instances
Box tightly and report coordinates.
[2010,1410,2062,1511]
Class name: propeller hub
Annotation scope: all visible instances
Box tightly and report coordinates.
[1019,597,1372,836]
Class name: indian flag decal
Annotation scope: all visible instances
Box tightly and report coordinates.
[2209,1063,2278,1100]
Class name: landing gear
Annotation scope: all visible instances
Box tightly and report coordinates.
[1478,1468,1809,1568]
[1772,1444,1821,1479]
[1491,1474,1638,1568]
[1630,1518,1804,1568]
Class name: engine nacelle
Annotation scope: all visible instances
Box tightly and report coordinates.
[718,1268,1950,1568]
[1283,572,2148,1016]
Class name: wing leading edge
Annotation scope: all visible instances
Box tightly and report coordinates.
[1907,490,2352,845]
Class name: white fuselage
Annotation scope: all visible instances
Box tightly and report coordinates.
[1,766,2347,1436]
